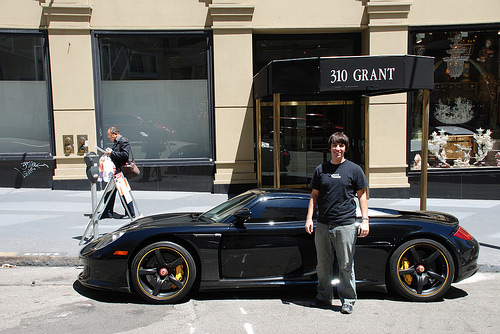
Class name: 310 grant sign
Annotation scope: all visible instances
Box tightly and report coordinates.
[330,67,396,84]
[252,55,434,98]
[318,56,422,93]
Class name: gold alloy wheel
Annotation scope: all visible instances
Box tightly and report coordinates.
[389,238,455,302]
[131,241,196,304]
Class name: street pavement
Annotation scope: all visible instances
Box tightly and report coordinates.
[0,267,499,333]
[0,187,499,271]
[0,267,498,333]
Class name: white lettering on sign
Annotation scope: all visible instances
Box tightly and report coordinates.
[330,69,348,84]
[353,67,395,82]
[330,67,396,84]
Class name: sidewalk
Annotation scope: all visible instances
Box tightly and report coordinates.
[0,187,499,270]
[0,187,228,266]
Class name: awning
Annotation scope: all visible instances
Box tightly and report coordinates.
[253,55,434,99]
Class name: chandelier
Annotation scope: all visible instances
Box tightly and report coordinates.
[443,34,469,78]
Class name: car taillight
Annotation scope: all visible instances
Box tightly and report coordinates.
[454,226,473,240]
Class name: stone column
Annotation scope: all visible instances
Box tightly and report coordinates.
[209,2,256,192]
[41,0,95,182]
[365,0,412,197]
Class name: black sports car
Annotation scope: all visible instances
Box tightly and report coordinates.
[79,189,479,303]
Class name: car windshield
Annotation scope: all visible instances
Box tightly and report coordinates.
[200,191,258,223]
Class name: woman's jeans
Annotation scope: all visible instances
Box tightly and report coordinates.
[314,221,357,305]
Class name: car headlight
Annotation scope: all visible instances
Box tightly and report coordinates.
[94,231,125,250]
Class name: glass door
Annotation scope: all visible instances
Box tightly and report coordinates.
[258,100,356,189]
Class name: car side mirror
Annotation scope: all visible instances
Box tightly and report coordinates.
[232,207,252,227]
[234,207,251,220]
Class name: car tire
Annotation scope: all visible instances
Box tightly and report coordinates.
[388,238,455,302]
[131,241,196,304]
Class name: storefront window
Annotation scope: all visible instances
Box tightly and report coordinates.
[0,33,51,154]
[409,28,500,170]
[97,33,211,160]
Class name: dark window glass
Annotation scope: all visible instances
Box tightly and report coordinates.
[247,198,310,223]
[409,29,500,170]
[202,191,258,223]
[253,34,360,74]
[0,33,50,154]
[0,34,45,81]
[99,35,207,81]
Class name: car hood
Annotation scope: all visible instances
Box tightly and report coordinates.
[120,212,208,230]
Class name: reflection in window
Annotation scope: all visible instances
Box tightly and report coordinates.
[97,34,211,160]
[409,29,500,170]
[0,33,50,154]
[201,191,257,223]
[247,198,310,223]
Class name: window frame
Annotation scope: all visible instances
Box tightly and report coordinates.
[92,30,215,166]
[0,29,54,158]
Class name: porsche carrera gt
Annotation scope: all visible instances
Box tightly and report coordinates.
[79,189,479,303]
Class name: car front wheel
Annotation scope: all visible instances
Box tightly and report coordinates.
[131,241,196,304]
[388,238,455,302]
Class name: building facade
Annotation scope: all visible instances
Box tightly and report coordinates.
[1,0,499,199]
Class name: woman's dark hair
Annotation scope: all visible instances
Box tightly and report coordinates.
[328,132,349,151]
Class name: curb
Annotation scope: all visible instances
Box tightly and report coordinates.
[0,256,81,267]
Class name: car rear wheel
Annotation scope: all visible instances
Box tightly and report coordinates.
[131,241,196,304]
[388,238,455,302]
